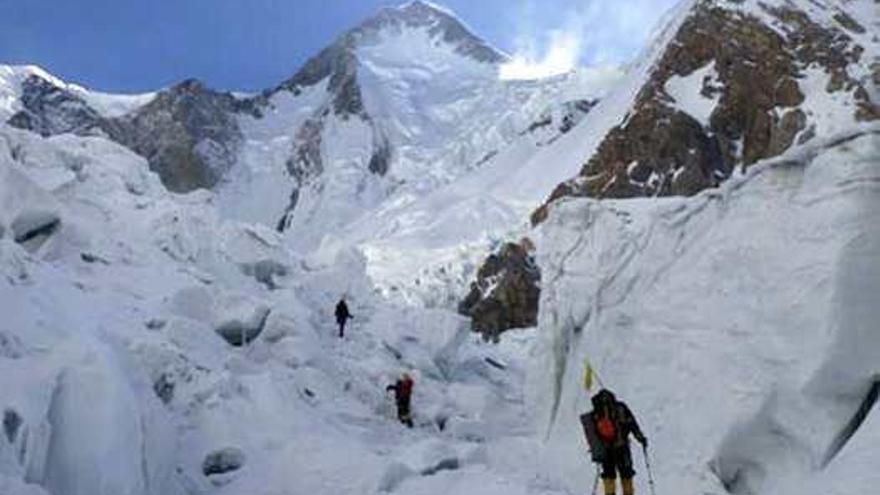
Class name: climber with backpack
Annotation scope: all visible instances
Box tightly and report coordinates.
[580,389,648,495]
[386,372,414,427]
[335,297,351,338]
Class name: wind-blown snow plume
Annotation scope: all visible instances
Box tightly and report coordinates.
[499,0,679,80]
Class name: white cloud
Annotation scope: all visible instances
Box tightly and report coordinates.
[499,0,679,80]
[500,28,582,80]
[499,1,586,80]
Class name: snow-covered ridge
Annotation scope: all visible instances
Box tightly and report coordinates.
[0,64,154,121]
[352,0,506,65]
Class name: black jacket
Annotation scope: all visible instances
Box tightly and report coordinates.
[335,300,351,322]
[590,389,646,449]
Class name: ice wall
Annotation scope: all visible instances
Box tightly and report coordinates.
[529,127,880,495]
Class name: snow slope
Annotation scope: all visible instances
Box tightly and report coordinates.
[531,125,880,495]
[0,126,577,495]
[209,3,621,304]
[2,2,877,495]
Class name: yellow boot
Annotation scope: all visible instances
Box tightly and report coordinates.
[621,477,634,495]
[602,478,616,495]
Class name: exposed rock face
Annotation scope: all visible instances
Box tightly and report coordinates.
[6,75,258,193]
[7,75,107,137]
[368,134,392,176]
[525,99,596,137]
[532,0,878,224]
[107,79,253,192]
[286,116,325,182]
[459,239,540,341]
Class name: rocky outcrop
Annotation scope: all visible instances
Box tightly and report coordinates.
[368,133,392,176]
[533,0,877,224]
[525,99,596,136]
[106,79,255,192]
[286,116,325,182]
[459,239,540,341]
[7,75,108,137]
[6,75,258,193]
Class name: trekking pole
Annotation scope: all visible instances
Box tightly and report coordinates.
[590,465,600,495]
[642,445,657,495]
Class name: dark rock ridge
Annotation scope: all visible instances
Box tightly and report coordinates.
[459,239,540,341]
[106,79,257,192]
[7,76,258,192]
[532,0,878,224]
[7,75,107,137]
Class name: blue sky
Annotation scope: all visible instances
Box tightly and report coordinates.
[0,0,679,93]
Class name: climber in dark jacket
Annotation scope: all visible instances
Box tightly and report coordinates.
[386,373,414,427]
[587,389,647,495]
[335,298,351,338]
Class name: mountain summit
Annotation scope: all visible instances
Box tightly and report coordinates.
[275,0,506,117]
[355,1,506,64]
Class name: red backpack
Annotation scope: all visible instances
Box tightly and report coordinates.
[399,377,413,400]
[596,412,617,444]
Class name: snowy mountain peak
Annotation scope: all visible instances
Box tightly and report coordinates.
[276,1,504,103]
[358,0,506,64]
[1,65,69,121]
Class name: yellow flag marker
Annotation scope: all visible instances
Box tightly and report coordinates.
[583,359,594,391]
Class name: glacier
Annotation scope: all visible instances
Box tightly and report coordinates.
[1,0,878,494]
